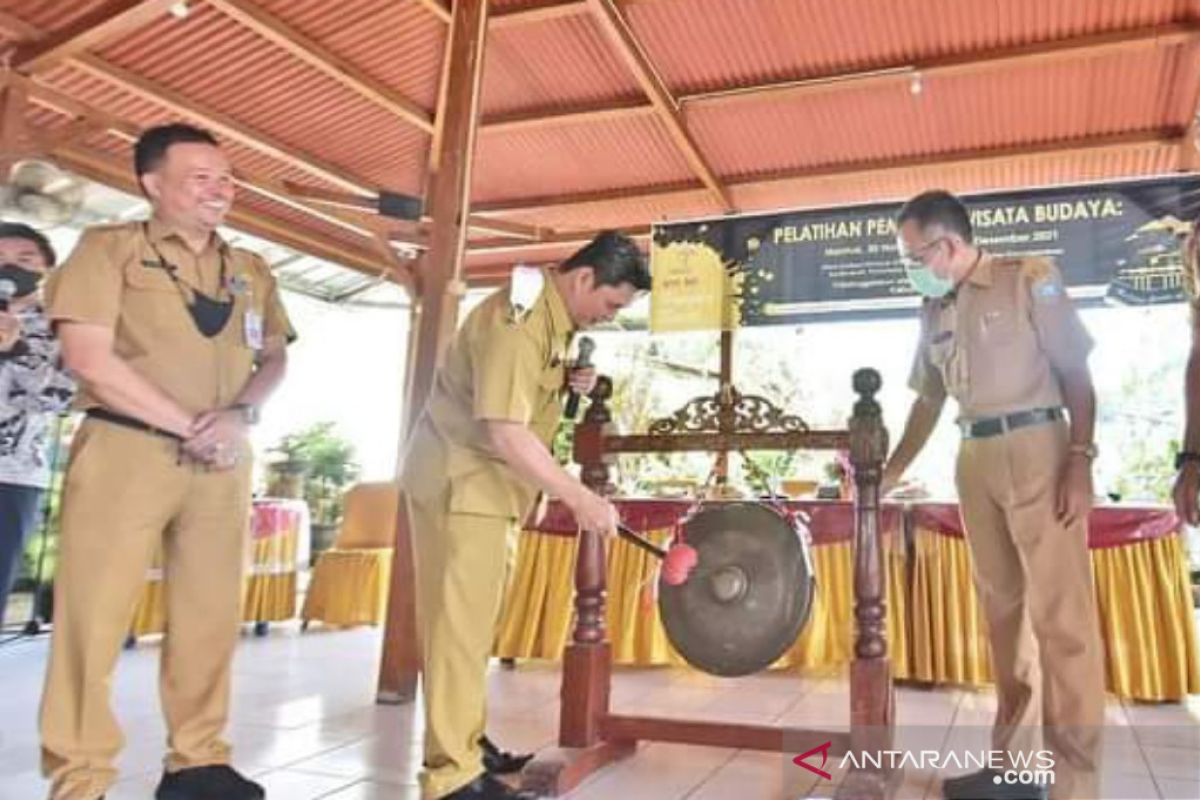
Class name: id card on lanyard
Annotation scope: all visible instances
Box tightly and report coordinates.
[230,273,264,350]
[244,309,264,350]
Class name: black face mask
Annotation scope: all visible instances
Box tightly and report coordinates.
[142,224,234,339]
[188,290,235,338]
[0,263,44,299]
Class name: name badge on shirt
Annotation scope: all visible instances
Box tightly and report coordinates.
[244,310,264,350]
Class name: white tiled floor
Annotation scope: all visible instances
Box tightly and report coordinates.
[1,624,1198,799]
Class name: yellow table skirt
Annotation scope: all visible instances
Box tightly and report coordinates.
[908,528,1200,701]
[494,527,910,677]
[301,548,393,627]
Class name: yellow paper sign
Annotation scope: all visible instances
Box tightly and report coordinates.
[650,241,735,332]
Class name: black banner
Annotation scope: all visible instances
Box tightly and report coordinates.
[650,176,1200,326]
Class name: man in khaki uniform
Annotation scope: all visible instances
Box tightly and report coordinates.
[1172,218,1200,522]
[39,124,294,800]
[882,191,1105,800]
[402,232,650,800]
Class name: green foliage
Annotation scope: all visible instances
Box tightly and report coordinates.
[271,422,360,525]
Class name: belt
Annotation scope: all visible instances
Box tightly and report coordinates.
[958,407,1064,439]
[86,408,183,442]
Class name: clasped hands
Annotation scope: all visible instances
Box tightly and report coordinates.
[181,408,247,470]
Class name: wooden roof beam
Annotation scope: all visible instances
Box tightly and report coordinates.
[474,129,1186,216]
[54,144,403,281]
[480,22,1200,134]
[15,74,400,246]
[585,0,732,212]
[12,0,180,74]
[410,0,451,25]
[1,9,382,199]
[1182,71,1200,171]
[0,10,43,41]
[206,0,434,134]
[70,54,375,195]
[466,225,651,255]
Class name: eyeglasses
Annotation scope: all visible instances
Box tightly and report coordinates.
[899,236,946,266]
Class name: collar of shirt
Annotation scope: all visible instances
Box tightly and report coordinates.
[146,216,229,258]
[540,268,575,342]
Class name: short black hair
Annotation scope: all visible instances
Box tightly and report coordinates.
[560,231,651,291]
[0,222,56,266]
[134,123,220,188]
[896,190,973,244]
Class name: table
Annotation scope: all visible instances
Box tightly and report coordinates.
[493,499,1200,701]
[129,498,310,637]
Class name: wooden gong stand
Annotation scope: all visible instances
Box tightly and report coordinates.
[520,366,896,799]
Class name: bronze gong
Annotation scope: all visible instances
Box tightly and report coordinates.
[658,502,816,677]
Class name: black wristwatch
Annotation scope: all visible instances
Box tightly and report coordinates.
[1175,451,1200,470]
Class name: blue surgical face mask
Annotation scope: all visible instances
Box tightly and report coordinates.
[904,263,954,298]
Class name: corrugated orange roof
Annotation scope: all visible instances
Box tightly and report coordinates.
[2,0,1198,286]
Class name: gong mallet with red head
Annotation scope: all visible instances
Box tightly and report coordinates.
[617,523,698,585]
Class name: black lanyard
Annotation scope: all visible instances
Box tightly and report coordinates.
[142,223,229,304]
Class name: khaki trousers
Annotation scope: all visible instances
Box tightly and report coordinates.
[39,420,252,800]
[408,494,518,800]
[956,419,1106,800]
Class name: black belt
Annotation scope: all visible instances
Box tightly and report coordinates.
[959,407,1064,439]
[86,408,183,442]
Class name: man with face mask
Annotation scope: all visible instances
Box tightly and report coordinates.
[882,191,1104,800]
[0,223,75,629]
[38,123,295,800]
[401,232,650,800]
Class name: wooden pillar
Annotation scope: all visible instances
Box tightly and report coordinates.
[839,368,894,800]
[714,328,734,485]
[377,0,490,703]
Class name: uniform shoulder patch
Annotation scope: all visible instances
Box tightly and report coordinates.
[507,265,544,324]
[1021,258,1065,304]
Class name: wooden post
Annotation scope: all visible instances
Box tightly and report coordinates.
[377,0,489,702]
[714,329,734,486]
[839,368,894,800]
[523,378,635,795]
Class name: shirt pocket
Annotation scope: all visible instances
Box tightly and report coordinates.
[122,262,191,337]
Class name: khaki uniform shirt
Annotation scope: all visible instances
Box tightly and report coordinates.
[45,218,296,413]
[402,270,574,520]
[908,254,1092,420]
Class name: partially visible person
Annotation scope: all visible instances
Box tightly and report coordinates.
[0,222,74,628]
[1172,217,1200,524]
[39,123,295,800]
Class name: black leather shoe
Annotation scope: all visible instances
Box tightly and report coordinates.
[443,772,537,799]
[942,768,1047,800]
[480,735,534,775]
[155,765,265,800]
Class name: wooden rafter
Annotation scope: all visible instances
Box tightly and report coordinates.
[69,54,374,195]
[467,225,651,254]
[0,76,34,167]
[0,10,42,41]
[53,143,397,279]
[480,22,1200,135]
[12,0,180,74]
[410,0,451,25]
[585,0,732,211]
[481,97,655,135]
[489,0,587,29]
[16,74,397,247]
[205,0,434,134]
[474,129,1186,216]
[1182,69,1200,172]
